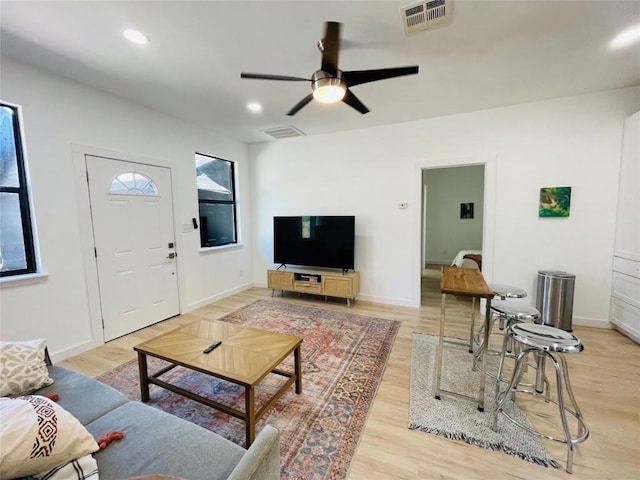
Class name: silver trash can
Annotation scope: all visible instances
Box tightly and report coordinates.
[536,270,576,331]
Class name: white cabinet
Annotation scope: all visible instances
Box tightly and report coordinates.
[610,111,640,342]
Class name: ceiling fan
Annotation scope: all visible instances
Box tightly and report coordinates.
[240,21,419,116]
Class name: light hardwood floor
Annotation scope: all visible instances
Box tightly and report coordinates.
[60,267,640,480]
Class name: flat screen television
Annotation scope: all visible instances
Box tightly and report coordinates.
[273,216,355,271]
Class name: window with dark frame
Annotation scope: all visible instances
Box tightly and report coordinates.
[0,102,37,277]
[195,153,238,248]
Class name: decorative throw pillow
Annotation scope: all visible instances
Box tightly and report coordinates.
[126,477,185,480]
[0,338,54,396]
[33,454,99,480]
[0,395,99,479]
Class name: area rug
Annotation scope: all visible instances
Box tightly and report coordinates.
[98,300,400,480]
[409,333,560,468]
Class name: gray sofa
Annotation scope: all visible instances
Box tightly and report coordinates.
[36,365,280,480]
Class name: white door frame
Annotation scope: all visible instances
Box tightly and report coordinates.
[72,143,183,345]
[412,155,497,307]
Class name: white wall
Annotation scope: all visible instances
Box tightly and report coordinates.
[1,57,637,360]
[424,165,484,265]
[250,87,640,326]
[0,58,254,360]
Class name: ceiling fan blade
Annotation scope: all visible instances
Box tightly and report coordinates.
[286,94,314,116]
[342,66,419,87]
[320,22,341,76]
[342,89,369,115]
[241,73,310,82]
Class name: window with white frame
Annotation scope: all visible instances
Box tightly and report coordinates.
[195,153,237,247]
[0,102,37,277]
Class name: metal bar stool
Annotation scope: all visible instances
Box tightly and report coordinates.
[468,284,527,354]
[491,308,549,399]
[493,323,589,474]
[491,284,528,301]
[472,298,539,372]
[490,284,529,329]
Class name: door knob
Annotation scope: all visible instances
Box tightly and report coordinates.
[166,252,177,259]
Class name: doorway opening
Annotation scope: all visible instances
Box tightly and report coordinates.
[414,157,495,307]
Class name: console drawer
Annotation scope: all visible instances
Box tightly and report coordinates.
[293,281,323,295]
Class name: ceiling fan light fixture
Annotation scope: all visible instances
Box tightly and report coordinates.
[610,24,640,49]
[312,71,346,103]
[247,102,262,112]
[123,29,149,44]
[240,22,418,115]
[313,83,346,103]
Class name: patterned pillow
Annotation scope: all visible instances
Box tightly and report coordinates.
[33,454,99,480]
[0,338,54,396]
[0,395,99,478]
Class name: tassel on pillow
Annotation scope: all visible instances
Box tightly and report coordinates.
[95,431,125,450]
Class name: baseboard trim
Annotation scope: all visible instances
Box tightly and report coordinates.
[572,316,612,329]
[251,285,613,326]
[50,339,103,363]
[256,281,417,307]
[186,282,255,312]
[611,321,640,343]
[356,293,416,308]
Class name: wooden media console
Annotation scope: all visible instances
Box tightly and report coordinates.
[267,268,360,307]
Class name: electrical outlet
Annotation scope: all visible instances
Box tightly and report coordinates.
[443,249,447,254]
[239,269,243,277]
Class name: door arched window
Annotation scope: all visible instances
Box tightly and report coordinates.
[109,172,158,195]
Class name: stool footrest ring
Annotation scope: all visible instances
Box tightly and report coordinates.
[496,388,589,446]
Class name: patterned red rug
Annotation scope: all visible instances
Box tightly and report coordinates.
[98,300,399,480]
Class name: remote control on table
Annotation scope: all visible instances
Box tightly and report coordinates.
[203,341,222,354]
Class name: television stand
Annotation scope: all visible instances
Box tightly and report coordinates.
[267,268,360,307]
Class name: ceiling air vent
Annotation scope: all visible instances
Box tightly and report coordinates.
[400,0,452,36]
[261,126,306,140]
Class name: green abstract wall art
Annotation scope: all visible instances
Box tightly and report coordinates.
[539,186,572,217]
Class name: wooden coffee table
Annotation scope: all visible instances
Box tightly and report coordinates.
[133,319,302,446]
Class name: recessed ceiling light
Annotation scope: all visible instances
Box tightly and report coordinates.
[610,24,640,49]
[247,102,262,113]
[123,29,150,45]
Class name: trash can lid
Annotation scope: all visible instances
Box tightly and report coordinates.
[538,270,575,278]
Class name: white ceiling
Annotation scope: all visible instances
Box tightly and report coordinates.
[1,1,639,144]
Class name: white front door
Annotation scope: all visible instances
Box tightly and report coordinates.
[86,155,179,341]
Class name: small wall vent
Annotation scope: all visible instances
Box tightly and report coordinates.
[400,0,452,36]
[261,126,306,140]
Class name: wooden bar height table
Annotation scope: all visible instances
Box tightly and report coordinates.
[434,266,495,411]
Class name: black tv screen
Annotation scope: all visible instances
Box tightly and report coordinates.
[273,216,355,270]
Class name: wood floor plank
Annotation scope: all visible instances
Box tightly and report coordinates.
[59,268,640,479]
